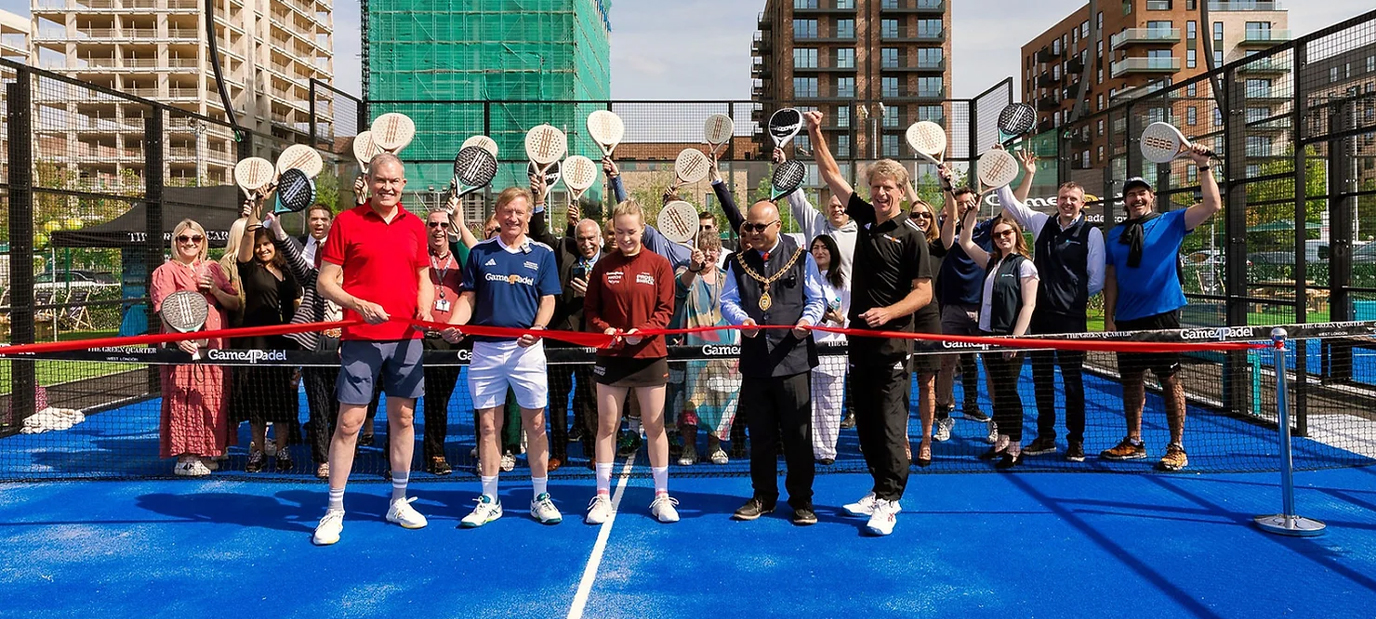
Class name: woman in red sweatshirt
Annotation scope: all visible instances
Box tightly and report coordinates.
[583,200,677,525]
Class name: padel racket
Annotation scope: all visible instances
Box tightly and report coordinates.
[527,159,562,191]
[562,155,598,202]
[161,290,210,361]
[276,144,323,178]
[906,121,947,166]
[371,113,415,153]
[461,134,499,158]
[352,130,384,175]
[1141,122,1217,164]
[657,200,700,246]
[234,157,275,200]
[449,146,498,205]
[674,148,711,185]
[274,168,316,214]
[587,110,625,158]
[768,108,803,150]
[976,149,1020,189]
[770,160,806,200]
[525,124,568,166]
[704,113,735,155]
[997,103,1037,147]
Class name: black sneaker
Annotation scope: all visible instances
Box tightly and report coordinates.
[274,447,293,472]
[358,432,374,447]
[568,427,584,444]
[995,451,1023,471]
[245,450,266,473]
[1024,436,1058,456]
[791,506,818,526]
[732,497,776,521]
[1065,440,1086,462]
[962,405,991,423]
[839,414,856,429]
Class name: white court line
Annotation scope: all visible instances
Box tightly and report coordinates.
[567,456,636,619]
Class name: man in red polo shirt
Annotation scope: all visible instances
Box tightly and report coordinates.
[311,151,433,546]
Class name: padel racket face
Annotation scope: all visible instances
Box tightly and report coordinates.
[161,290,209,333]
[563,155,598,198]
[657,200,700,245]
[997,103,1037,138]
[452,146,498,198]
[770,160,807,200]
[276,144,323,178]
[977,149,1020,189]
[275,168,316,214]
[528,159,562,189]
[234,157,275,196]
[768,108,803,148]
[461,134,499,158]
[674,148,711,184]
[525,124,568,166]
[1140,121,1189,164]
[370,113,415,153]
[704,113,735,147]
[352,131,384,171]
[906,121,947,164]
[586,110,625,156]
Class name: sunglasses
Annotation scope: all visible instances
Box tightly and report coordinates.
[742,220,779,234]
[427,221,451,229]
[993,229,1016,239]
[176,235,204,243]
[912,212,933,220]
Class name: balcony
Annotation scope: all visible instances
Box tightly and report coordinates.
[1036,46,1062,63]
[1036,96,1060,111]
[752,33,772,54]
[1110,56,1180,77]
[792,1,858,14]
[1066,56,1085,74]
[1208,1,1283,10]
[879,0,945,13]
[1236,57,1291,75]
[885,88,946,101]
[757,13,772,29]
[1110,28,1181,50]
[1239,29,1292,46]
[880,59,946,72]
[1036,72,1059,88]
[881,29,944,43]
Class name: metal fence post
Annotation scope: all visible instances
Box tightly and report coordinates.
[5,70,37,430]
[1253,328,1326,537]
[144,111,164,336]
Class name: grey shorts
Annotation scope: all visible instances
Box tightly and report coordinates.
[336,339,425,405]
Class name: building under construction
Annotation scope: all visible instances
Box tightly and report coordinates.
[363,0,613,193]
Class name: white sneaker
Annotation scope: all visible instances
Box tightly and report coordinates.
[865,499,900,536]
[709,448,729,465]
[585,495,614,525]
[459,495,503,528]
[650,494,680,523]
[174,460,211,477]
[313,510,344,545]
[385,497,428,529]
[986,420,999,444]
[500,451,516,472]
[843,492,879,517]
[530,492,563,524]
[934,417,954,442]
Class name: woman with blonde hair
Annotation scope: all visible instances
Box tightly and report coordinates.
[151,218,241,476]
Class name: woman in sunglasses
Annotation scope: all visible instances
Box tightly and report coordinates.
[151,219,242,476]
[957,207,1039,470]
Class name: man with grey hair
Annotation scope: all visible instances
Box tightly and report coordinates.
[312,152,433,545]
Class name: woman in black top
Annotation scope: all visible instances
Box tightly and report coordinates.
[232,203,302,473]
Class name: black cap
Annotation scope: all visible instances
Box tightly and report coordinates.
[1122,177,1153,196]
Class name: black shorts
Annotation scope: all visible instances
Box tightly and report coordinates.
[909,306,943,374]
[593,356,670,388]
[1115,311,1182,378]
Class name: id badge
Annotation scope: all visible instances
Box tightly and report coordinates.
[435,298,451,313]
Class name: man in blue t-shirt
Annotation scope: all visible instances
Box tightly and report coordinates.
[443,185,563,528]
[937,183,996,438]
[1101,145,1219,472]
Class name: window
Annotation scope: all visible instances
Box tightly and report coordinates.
[1081,21,1089,38]
[917,105,941,121]
[1368,56,1375,73]
[836,0,854,8]
[917,19,942,38]
[882,77,899,97]
[1097,93,1104,110]
[1082,151,1091,168]
[1215,50,1223,66]
[1187,49,1196,69]
[1123,0,1132,15]
[794,77,819,97]
[835,135,850,158]
[796,133,811,154]
[1098,145,1105,162]
[1214,109,1223,125]
[1186,20,1196,39]
[1187,82,1197,97]
[837,76,855,98]
[836,48,855,68]
[1186,106,1197,126]
[793,0,817,8]
[794,19,818,38]
[917,48,942,68]
[1246,107,1269,123]
[1186,0,1196,8]
[1331,67,1340,83]
[836,106,851,128]
[1246,135,1271,157]
[794,48,818,68]
[881,47,899,68]
[917,77,942,97]
[882,110,900,128]
[1053,38,1061,55]
[1245,21,1272,40]
[1097,11,1103,30]
[1053,65,1061,80]
[882,134,899,157]
[1213,22,1224,40]
[836,19,855,38]
[1147,20,1172,33]
[881,19,898,39]
[1147,0,1170,9]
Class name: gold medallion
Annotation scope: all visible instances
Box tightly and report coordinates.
[737,248,806,314]
[759,292,772,311]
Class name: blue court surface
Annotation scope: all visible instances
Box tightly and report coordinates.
[3,466,1376,619]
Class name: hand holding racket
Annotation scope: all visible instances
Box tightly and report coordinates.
[448,146,498,206]
[161,290,210,361]
[703,113,735,158]
[1140,122,1216,164]
[562,155,598,206]
[906,121,947,166]
[602,156,619,179]
[529,170,549,206]
[353,174,368,206]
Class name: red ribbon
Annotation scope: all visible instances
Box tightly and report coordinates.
[0,320,362,356]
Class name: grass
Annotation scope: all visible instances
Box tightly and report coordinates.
[2,330,143,396]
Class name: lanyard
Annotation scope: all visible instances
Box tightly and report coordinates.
[430,252,452,299]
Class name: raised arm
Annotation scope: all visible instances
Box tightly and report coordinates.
[957,207,992,269]
[805,110,854,204]
[603,157,627,204]
[446,194,480,250]
[939,164,959,249]
[1013,149,1037,203]
[264,213,316,290]
[1183,147,1222,231]
[996,183,1045,233]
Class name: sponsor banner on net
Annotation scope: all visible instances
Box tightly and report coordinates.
[204,349,289,364]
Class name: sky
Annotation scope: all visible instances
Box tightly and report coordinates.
[2,0,1373,100]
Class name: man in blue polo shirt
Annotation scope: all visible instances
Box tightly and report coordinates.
[937,182,996,443]
[443,185,563,527]
[1101,145,1219,472]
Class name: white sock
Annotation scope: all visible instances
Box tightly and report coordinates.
[327,487,345,513]
[595,463,613,496]
[391,472,409,502]
[532,476,548,498]
[651,466,668,496]
[480,475,498,502]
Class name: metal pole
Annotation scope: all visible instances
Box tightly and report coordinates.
[1253,327,1326,537]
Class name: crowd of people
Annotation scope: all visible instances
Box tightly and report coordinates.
[146,110,1221,541]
